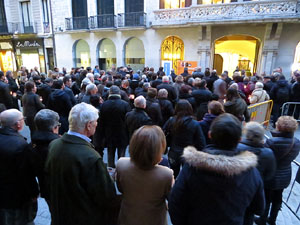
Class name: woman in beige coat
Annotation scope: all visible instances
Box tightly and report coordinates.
[116,125,174,225]
[249,82,270,105]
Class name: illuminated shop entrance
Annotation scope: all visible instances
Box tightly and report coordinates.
[292,42,300,72]
[161,36,184,74]
[0,42,15,73]
[214,35,260,76]
[73,39,91,68]
[97,38,116,71]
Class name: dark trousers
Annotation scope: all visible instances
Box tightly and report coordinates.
[272,103,282,126]
[107,146,126,168]
[0,200,37,225]
[257,188,283,225]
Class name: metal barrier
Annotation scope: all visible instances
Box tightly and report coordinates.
[281,102,300,122]
[248,100,273,127]
[283,160,300,220]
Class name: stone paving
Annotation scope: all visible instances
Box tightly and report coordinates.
[18,126,300,225]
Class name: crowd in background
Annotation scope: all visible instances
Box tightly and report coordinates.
[0,64,300,225]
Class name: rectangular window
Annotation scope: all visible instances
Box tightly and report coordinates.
[97,0,114,15]
[41,0,49,23]
[21,1,32,26]
[0,0,7,26]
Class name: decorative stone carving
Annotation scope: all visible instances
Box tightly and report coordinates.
[152,0,299,26]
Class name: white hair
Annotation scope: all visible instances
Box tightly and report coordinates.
[86,83,97,94]
[68,103,99,132]
[82,77,92,86]
[255,82,264,89]
[0,109,22,127]
[87,73,94,80]
[244,122,265,144]
[162,76,169,83]
[134,96,146,109]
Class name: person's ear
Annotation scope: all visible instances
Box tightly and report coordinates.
[208,131,212,139]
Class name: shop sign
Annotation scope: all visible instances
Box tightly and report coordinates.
[15,40,42,48]
[0,42,12,50]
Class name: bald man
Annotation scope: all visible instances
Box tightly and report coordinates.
[0,109,38,225]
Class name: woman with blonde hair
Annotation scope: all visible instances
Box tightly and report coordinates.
[116,125,174,225]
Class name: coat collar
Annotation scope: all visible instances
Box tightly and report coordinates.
[61,133,94,148]
[0,126,24,138]
[183,146,257,177]
[271,130,294,138]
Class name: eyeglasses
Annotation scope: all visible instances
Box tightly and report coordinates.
[55,123,61,128]
[18,117,26,122]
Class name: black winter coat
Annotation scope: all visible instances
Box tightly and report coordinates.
[158,98,174,126]
[163,116,206,154]
[0,127,39,208]
[146,97,163,126]
[37,83,52,105]
[22,92,45,120]
[99,95,131,148]
[31,130,60,199]
[224,97,250,122]
[157,83,178,104]
[191,87,212,106]
[199,113,218,145]
[179,93,196,111]
[169,146,265,225]
[237,139,276,182]
[291,81,300,102]
[0,80,13,109]
[125,108,152,139]
[264,131,300,190]
[48,89,73,134]
[270,80,290,104]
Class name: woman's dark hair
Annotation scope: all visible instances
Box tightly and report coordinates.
[210,113,242,150]
[226,88,240,101]
[173,100,193,132]
[25,81,35,92]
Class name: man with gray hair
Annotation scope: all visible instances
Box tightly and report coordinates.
[0,109,38,225]
[157,75,178,105]
[45,103,116,225]
[126,96,152,139]
[82,83,98,104]
[31,109,61,202]
[99,85,131,168]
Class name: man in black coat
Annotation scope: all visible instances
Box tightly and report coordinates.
[47,80,73,134]
[192,79,212,120]
[45,103,116,225]
[99,85,131,168]
[169,114,265,225]
[0,71,13,109]
[0,109,38,225]
[31,109,60,201]
[157,76,178,105]
[37,77,53,105]
[63,75,76,106]
[126,96,152,139]
[145,87,163,126]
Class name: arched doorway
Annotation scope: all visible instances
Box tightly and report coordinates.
[124,37,145,72]
[292,42,300,72]
[161,36,184,74]
[97,38,116,71]
[73,40,90,68]
[214,35,260,76]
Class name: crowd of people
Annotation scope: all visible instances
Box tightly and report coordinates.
[0,64,299,225]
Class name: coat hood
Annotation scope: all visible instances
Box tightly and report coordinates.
[277,79,288,87]
[202,113,218,123]
[52,89,65,98]
[183,146,257,176]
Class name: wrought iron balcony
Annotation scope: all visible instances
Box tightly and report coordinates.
[43,22,50,33]
[65,17,89,30]
[90,14,116,29]
[5,22,38,34]
[118,12,146,27]
[152,0,300,26]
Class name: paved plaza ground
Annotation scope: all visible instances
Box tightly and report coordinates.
[19,126,300,225]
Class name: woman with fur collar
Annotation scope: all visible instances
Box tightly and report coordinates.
[169,113,265,225]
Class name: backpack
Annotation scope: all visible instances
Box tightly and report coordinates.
[276,85,289,103]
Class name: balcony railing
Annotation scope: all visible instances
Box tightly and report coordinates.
[43,22,50,33]
[118,12,146,27]
[3,22,38,34]
[90,14,116,29]
[65,17,89,30]
[152,0,300,26]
